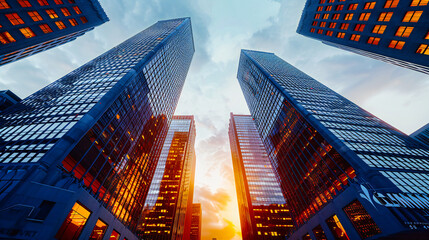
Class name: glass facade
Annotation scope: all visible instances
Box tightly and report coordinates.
[228,114,293,239]
[0,18,194,239]
[0,0,108,66]
[297,0,429,74]
[237,49,429,239]
[190,203,201,240]
[138,116,196,240]
[55,202,91,240]
[411,123,429,147]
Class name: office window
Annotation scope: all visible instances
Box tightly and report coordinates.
[388,40,405,49]
[395,26,414,37]
[326,215,350,240]
[317,6,323,11]
[17,0,31,7]
[109,230,120,240]
[19,27,36,38]
[323,13,330,19]
[69,19,78,26]
[372,25,387,34]
[54,0,63,4]
[348,3,358,10]
[55,202,91,240]
[384,0,399,8]
[0,0,10,9]
[326,6,332,11]
[326,30,333,36]
[367,37,380,45]
[320,0,326,3]
[337,32,345,38]
[80,16,88,23]
[312,225,328,240]
[329,22,336,28]
[318,29,324,34]
[6,13,24,25]
[359,13,371,21]
[328,0,335,2]
[46,9,59,19]
[410,0,429,6]
[416,44,429,55]
[73,6,82,14]
[61,8,71,16]
[0,31,15,44]
[350,34,360,41]
[336,4,343,10]
[310,28,315,33]
[312,21,318,26]
[402,11,423,22]
[28,11,43,21]
[425,31,429,39]
[303,233,312,240]
[39,24,52,33]
[354,24,365,32]
[55,21,66,29]
[315,14,321,19]
[89,219,108,240]
[340,23,349,30]
[332,13,340,20]
[37,0,48,6]
[364,2,376,9]
[378,12,393,21]
[343,200,381,239]
[344,13,354,20]
[320,22,326,27]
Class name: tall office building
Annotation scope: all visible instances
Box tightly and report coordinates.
[297,0,429,74]
[237,49,429,240]
[138,116,196,240]
[190,203,201,240]
[228,113,293,239]
[0,18,194,240]
[411,123,429,147]
[0,90,21,111]
[0,0,108,66]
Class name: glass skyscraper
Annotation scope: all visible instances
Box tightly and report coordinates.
[0,0,108,66]
[138,115,196,240]
[190,203,201,240]
[0,18,194,240]
[228,113,293,239]
[297,0,429,74]
[0,89,21,112]
[237,49,429,239]
[411,123,429,147]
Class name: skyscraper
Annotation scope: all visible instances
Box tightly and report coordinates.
[138,115,196,240]
[297,0,429,74]
[0,18,194,240]
[237,49,429,239]
[411,123,429,147]
[0,0,108,66]
[190,203,201,240]
[228,113,293,239]
[0,90,21,111]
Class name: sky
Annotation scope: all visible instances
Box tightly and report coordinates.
[1,0,429,239]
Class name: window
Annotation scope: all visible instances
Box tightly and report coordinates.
[37,0,48,6]
[426,31,429,39]
[317,6,323,11]
[80,16,88,24]
[354,24,365,32]
[326,6,332,11]
[395,26,414,37]
[320,22,326,27]
[19,27,36,38]
[312,21,318,26]
[109,230,120,240]
[410,0,428,6]
[323,13,330,19]
[340,23,349,30]
[326,30,333,36]
[378,12,393,21]
[384,0,399,8]
[367,37,380,45]
[326,215,350,240]
[336,5,343,10]
[55,202,91,240]
[320,0,326,3]
[55,21,66,29]
[359,13,371,21]
[69,19,78,26]
[73,6,82,14]
[332,13,340,20]
[350,34,360,41]
[89,219,108,240]
[54,0,63,4]
[28,11,43,21]
[46,9,59,19]
[6,13,24,25]
[416,44,429,55]
[388,40,405,49]
[344,13,354,20]
[315,14,321,19]
[402,11,423,22]
[61,8,71,16]
[343,200,381,239]
[329,22,337,28]
[364,2,376,9]
[372,25,387,34]
[337,32,345,38]
[310,28,315,33]
[0,0,10,9]
[313,225,328,240]
[348,3,358,10]
[17,0,31,7]
[0,31,15,44]
[39,24,52,33]
[318,29,324,34]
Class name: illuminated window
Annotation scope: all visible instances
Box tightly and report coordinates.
[326,6,332,11]
[310,28,315,33]
[0,31,15,44]
[337,32,345,38]
[80,16,88,24]
[348,3,358,10]
[69,19,78,26]
[55,202,91,240]
[89,219,108,240]
[312,21,318,26]
[416,44,429,55]
[326,215,350,240]
[336,5,343,10]
[28,11,43,21]
[402,11,423,22]
[73,6,82,14]
[378,12,393,21]
[410,0,428,6]
[426,32,429,39]
[344,13,353,20]
[37,0,48,6]
[323,14,330,19]
[320,0,326,3]
[39,24,52,33]
[317,6,323,11]
[17,0,31,7]
[343,200,381,239]
[350,34,360,41]
[109,230,120,240]
[6,13,24,25]
[328,0,334,2]
[313,225,328,240]
[384,0,399,8]
[332,13,340,20]
[388,40,405,49]
[329,22,336,28]
[359,13,371,21]
[364,2,376,9]
[320,22,326,27]
[395,26,414,37]
[340,23,349,30]
[19,27,36,38]
[0,0,10,9]
[315,14,321,19]
[354,24,365,32]
[372,25,387,34]
[367,37,381,45]
[55,21,66,29]
[61,8,71,16]
[326,30,333,36]
[46,9,59,19]
[318,29,324,34]
[54,0,63,4]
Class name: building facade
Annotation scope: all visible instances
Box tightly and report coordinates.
[228,113,293,239]
[411,123,429,147]
[0,0,108,66]
[237,49,429,240]
[190,203,201,240]
[0,89,21,111]
[297,0,429,74]
[138,116,196,240]
[0,18,194,240]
